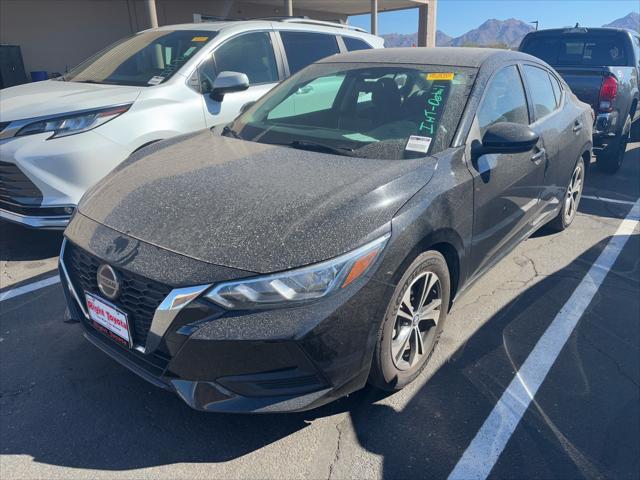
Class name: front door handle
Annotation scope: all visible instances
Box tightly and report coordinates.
[573,121,583,133]
[531,147,546,164]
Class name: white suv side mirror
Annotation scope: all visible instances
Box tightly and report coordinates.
[210,71,250,102]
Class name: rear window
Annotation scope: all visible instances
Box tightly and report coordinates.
[521,33,628,66]
[281,32,340,74]
[343,37,372,51]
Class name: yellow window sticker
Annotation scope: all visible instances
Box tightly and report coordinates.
[427,72,455,81]
[191,36,209,42]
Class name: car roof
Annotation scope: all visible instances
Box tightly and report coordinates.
[318,47,531,68]
[151,20,378,38]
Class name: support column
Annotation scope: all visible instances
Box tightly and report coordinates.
[418,0,437,47]
[146,0,158,28]
[284,0,293,17]
[371,0,378,35]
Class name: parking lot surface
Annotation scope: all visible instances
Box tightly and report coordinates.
[1,138,639,479]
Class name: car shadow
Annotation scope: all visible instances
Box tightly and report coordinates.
[2,233,636,478]
[348,233,639,478]
[579,141,638,220]
[0,220,63,261]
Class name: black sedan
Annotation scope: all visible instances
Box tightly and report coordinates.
[59,47,593,413]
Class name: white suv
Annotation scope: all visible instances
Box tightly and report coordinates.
[0,18,383,228]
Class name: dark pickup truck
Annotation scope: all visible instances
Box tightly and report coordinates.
[520,27,640,172]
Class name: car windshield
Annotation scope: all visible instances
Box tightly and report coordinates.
[521,32,628,66]
[63,30,216,86]
[226,63,476,159]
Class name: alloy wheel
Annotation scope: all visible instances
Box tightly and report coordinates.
[391,271,442,371]
[563,162,584,225]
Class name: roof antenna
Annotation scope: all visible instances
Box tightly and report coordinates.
[575,22,580,28]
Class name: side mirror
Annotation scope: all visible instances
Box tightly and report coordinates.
[480,122,539,154]
[210,71,249,102]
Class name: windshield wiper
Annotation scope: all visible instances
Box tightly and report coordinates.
[73,80,107,85]
[282,140,357,157]
[221,125,241,139]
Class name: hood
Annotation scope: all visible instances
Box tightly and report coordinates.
[78,130,436,273]
[0,80,141,121]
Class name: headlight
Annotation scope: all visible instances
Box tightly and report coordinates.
[16,104,131,139]
[205,234,390,310]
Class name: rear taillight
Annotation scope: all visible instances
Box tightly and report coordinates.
[598,75,618,112]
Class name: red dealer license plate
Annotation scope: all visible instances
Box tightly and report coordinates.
[85,292,132,348]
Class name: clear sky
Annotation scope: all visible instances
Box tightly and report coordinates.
[348,0,639,37]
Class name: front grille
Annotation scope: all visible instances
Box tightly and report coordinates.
[0,161,43,207]
[64,242,173,347]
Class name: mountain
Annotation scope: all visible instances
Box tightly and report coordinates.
[449,18,533,47]
[380,32,416,47]
[379,30,451,47]
[436,31,453,46]
[380,12,639,50]
[381,18,533,48]
[603,12,639,31]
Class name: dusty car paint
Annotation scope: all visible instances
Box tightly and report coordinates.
[60,48,593,413]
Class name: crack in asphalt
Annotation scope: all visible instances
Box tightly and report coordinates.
[327,417,346,480]
[519,252,541,278]
[579,330,640,389]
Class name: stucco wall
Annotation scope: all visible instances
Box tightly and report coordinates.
[0,0,135,75]
[0,0,347,78]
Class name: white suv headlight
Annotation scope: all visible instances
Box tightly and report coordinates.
[205,234,390,310]
[16,104,131,139]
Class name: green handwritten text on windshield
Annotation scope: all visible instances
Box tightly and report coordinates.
[418,82,450,136]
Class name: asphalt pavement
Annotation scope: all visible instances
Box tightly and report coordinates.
[0,137,638,479]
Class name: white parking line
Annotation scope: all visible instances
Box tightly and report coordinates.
[449,199,640,480]
[0,275,60,302]
[582,195,637,206]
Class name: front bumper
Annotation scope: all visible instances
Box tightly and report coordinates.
[0,206,72,229]
[59,219,393,413]
[0,130,130,229]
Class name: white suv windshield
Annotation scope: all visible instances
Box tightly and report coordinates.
[227,63,476,159]
[64,30,217,86]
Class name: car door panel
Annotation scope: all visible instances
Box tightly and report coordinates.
[521,65,579,224]
[467,127,545,275]
[466,65,545,276]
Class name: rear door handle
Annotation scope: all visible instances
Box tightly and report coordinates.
[531,147,546,164]
[573,121,583,132]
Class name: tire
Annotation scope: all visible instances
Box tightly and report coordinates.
[547,156,585,232]
[368,250,450,391]
[597,114,631,174]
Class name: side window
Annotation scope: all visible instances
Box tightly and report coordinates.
[214,32,278,84]
[343,37,372,51]
[476,65,529,136]
[549,73,562,107]
[267,74,345,119]
[280,31,340,74]
[523,65,558,119]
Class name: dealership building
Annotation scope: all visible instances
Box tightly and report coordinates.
[0,0,437,82]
